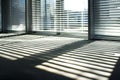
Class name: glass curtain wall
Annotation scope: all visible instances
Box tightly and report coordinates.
[32,0,88,34]
[7,0,25,31]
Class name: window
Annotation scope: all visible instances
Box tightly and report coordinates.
[8,0,25,31]
[32,0,88,34]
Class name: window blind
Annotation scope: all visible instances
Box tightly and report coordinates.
[32,0,41,31]
[93,0,120,39]
[32,0,88,34]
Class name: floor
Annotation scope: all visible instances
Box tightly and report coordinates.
[0,32,25,38]
[0,35,120,80]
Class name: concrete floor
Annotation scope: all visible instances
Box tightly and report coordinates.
[0,35,120,80]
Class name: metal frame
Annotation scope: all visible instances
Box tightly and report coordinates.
[25,0,32,33]
[88,0,94,40]
[1,0,10,33]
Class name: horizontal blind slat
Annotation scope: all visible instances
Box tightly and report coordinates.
[94,0,120,38]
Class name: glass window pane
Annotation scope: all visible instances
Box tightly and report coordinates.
[32,0,88,34]
[8,0,25,31]
[64,0,88,33]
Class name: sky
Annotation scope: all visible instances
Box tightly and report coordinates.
[64,0,88,11]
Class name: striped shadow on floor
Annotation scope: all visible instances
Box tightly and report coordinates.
[0,35,81,60]
[35,41,120,80]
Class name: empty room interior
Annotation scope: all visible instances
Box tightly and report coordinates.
[0,0,120,80]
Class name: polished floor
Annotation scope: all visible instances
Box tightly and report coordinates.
[0,35,120,80]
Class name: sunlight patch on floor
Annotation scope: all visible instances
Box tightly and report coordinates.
[35,41,120,80]
[0,35,81,60]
